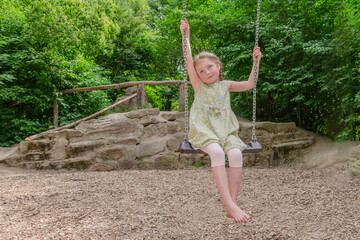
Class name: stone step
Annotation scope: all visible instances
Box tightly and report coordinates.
[66,140,106,157]
[0,147,18,163]
[76,113,142,130]
[255,121,296,133]
[4,156,23,167]
[18,157,94,170]
[49,156,93,170]
[22,152,49,162]
[18,140,51,153]
[18,160,47,169]
[272,132,311,143]
[271,138,315,150]
[40,129,83,141]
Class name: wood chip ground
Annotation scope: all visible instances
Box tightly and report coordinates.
[0,164,359,240]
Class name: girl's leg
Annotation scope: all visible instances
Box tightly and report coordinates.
[228,167,242,202]
[225,148,244,218]
[203,143,249,223]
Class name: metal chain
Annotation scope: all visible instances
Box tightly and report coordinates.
[182,0,189,140]
[181,0,261,142]
[251,0,261,141]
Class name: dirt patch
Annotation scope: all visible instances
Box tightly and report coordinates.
[297,131,360,176]
[0,164,39,177]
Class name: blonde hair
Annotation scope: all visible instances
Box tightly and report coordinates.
[193,51,224,81]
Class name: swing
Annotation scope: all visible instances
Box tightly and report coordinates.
[179,0,262,155]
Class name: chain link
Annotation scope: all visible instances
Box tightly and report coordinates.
[182,0,189,140]
[251,0,261,141]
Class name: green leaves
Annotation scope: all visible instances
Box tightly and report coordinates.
[0,0,359,146]
[0,0,136,145]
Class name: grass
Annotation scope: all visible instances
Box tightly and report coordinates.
[192,162,205,168]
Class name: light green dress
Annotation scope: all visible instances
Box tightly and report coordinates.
[188,81,246,153]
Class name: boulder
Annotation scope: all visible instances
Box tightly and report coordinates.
[0,108,315,170]
[125,108,159,119]
[139,153,180,170]
[49,157,93,170]
[67,140,105,158]
[166,137,180,152]
[142,123,168,138]
[88,163,117,172]
[95,145,127,161]
[50,138,68,160]
[0,147,18,163]
[136,138,166,158]
[161,111,185,121]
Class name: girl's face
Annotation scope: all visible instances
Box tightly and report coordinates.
[195,59,221,84]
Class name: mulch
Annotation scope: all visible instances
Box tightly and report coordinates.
[0,166,359,240]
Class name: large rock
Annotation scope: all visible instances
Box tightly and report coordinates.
[49,156,93,170]
[67,140,105,157]
[166,137,180,152]
[95,145,127,160]
[0,108,315,170]
[125,108,159,119]
[136,139,166,158]
[0,147,18,163]
[50,138,68,160]
[87,163,118,172]
[138,153,179,170]
[161,111,185,121]
[19,140,52,154]
[142,123,168,138]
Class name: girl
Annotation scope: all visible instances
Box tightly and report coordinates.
[180,20,262,223]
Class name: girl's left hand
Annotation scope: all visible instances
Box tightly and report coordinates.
[253,47,262,62]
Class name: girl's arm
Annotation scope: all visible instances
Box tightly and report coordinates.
[228,47,262,92]
[180,20,201,93]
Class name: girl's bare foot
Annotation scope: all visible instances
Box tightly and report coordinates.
[226,204,250,223]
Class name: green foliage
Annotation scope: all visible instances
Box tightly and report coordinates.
[145,85,164,109]
[0,0,359,146]
[0,0,153,146]
[192,161,205,168]
[195,0,360,141]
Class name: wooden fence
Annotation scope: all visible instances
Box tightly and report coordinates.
[53,80,189,127]
[26,80,189,141]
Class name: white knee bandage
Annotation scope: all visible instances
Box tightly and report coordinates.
[203,143,226,167]
[227,148,243,167]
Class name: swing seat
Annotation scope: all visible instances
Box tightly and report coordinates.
[242,140,263,154]
[180,139,262,154]
[179,139,205,154]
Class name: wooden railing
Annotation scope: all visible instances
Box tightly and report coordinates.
[26,80,190,141]
[53,80,189,127]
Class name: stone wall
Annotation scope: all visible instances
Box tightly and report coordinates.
[0,108,315,171]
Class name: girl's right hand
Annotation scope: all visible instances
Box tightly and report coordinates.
[180,20,190,36]
[253,46,262,62]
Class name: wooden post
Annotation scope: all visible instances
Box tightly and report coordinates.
[179,83,185,112]
[53,102,58,127]
[137,84,146,107]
